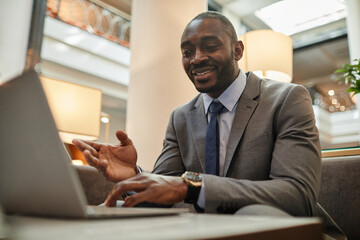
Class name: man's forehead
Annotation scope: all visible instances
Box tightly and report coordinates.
[184,18,222,34]
[181,18,225,44]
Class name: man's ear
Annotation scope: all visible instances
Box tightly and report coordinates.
[234,40,244,61]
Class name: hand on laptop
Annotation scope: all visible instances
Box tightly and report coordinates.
[105,173,187,207]
[73,130,138,182]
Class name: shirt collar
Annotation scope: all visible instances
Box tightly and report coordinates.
[203,70,247,114]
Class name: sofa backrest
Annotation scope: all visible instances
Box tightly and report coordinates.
[74,165,115,205]
[319,155,360,240]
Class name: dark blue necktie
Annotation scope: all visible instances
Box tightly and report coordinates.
[205,100,225,175]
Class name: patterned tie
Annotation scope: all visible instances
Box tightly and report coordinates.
[205,100,225,175]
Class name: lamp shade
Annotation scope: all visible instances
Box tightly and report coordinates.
[40,76,102,143]
[239,30,293,83]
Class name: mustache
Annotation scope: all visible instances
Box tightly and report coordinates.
[190,63,215,72]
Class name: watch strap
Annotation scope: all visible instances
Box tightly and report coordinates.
[184,184,201,204]
[182,172,202,204]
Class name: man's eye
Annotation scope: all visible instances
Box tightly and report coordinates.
[182,50,193,57]
[205,45,217,51]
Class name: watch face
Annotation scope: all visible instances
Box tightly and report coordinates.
[185,171,202,182]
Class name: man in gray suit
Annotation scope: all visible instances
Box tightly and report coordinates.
[74,11,344,239]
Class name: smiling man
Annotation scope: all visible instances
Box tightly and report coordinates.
[181,16,242,98]
[74,11,344,240]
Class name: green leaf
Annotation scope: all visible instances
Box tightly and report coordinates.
[335,59,360,94]
[334,69,346,73]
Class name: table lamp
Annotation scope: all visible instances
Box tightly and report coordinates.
[40,76,102,165]
[239,30,293,83]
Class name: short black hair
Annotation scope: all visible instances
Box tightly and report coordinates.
[188,11,238,44]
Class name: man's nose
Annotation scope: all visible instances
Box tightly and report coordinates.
[190,49,207,65]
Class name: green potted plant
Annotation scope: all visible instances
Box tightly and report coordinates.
[335,59,360,146]
[335,58,360,96]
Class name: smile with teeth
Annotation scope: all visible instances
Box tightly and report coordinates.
[192,69,214,75]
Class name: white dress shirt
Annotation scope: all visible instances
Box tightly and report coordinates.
[197,70,247,208]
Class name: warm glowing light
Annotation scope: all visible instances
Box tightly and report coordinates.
[72,160,84,165]
[101,116,109,123]
[239,30,292,83]
[40,76,102,143]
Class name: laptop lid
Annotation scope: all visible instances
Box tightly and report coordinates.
[0,70,89,218]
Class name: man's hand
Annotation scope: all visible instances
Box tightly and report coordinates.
[72,130,138,182]
[105,173,188,207]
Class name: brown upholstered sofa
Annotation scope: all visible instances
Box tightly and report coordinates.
[74,154,360,240]
[318,155,360,240]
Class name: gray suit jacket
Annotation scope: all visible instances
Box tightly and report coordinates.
[152,72,344,239]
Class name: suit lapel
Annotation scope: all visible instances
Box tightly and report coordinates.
[189,96,207,172]
[224,72,261,176]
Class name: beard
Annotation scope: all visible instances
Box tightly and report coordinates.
[191,52,238,95]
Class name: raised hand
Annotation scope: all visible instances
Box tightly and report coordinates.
[72,130,138,182]
[105,173,187,207]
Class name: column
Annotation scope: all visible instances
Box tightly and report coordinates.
[345,0,360,61]
[127,0,207,170]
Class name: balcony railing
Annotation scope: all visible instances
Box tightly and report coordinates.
[46,0,130,48]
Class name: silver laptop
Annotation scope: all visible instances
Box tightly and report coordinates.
[0,70,188,218]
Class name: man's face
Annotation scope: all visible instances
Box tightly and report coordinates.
[181,18,243,98]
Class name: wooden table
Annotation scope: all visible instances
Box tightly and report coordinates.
[4,214,322,240]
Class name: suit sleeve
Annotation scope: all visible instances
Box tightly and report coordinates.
[203,85,322,217]
[151,110,186,176]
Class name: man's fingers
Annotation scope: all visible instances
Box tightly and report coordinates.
[105,180,148,207]
[72,139,99,157]
[105,183,128,207]
[116,130,133,146]
[122,190,154,207]
[72,139,85,151]
[81,139,102,150]
[83,149,102,167]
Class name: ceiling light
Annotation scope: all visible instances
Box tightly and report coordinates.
[255,0,346,36]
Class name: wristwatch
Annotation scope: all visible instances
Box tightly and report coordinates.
[181,171,202,203]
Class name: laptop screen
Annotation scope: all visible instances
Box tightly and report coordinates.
[0,70,88,217]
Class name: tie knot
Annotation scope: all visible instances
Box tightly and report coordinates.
[209,100,225,114]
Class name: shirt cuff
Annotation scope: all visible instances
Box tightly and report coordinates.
[136,165,143,173]
[196,179,205,209]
